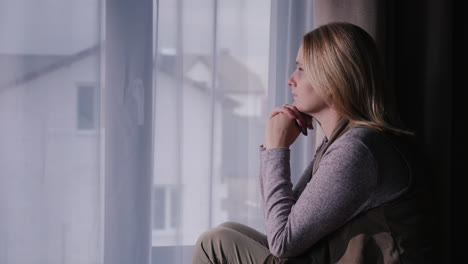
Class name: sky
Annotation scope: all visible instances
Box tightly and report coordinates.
[0,0,270,56]
[0,0,271,87]
[0,0,99,55]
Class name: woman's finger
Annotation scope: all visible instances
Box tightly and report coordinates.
[269,105,307,136]
[269,106,298,120]
[283,106,307,136]
[285,105,307,130]
[306,116,314,129]
[269,106,287,118]
[294,109,313,130]
[287,105,312,135]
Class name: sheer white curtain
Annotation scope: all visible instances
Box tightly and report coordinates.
[268,0,319,184]
[0,1,104,264]
[151,0,272,262]
[0,0,315,263]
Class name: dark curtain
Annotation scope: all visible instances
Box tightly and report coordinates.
[314,0,468,262]
[388,1,467,262]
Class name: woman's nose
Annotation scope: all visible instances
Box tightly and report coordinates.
[287,75,296,87]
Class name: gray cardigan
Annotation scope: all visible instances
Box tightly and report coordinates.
[259,127,411,259]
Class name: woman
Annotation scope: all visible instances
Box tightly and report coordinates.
[192,22,429,264]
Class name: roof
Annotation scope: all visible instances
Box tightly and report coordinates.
[159,50,265,94]
[0,46,99,92]
[0,46,264,104]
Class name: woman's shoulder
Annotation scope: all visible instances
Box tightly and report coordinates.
[322,127,382,167]
[332,126,387,152]
[330,126,414,176]
[340,127,415,200]
[323,126,416,174]
[336,126,412,153]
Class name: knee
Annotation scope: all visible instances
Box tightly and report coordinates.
[193,228,226,264]
[193,227,239,264]
[217,221,242,230]
[194,230,211,248]
[195,226,232,247]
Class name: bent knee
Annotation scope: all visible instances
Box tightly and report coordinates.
[196,226,237,248]
[217,221,243,230]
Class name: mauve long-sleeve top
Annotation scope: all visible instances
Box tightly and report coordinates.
[259,127,411,258]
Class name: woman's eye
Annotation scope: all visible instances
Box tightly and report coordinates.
[298,67,304,72]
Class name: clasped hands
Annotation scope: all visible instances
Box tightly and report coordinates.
[264,104,314,149]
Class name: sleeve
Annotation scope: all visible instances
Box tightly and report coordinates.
[260,139,378,258]
[291,161,314,199]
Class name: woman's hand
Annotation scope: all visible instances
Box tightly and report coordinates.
[264,104,314,149]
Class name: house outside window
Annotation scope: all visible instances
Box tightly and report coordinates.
[152,185,180,231]
[77,84,97,131]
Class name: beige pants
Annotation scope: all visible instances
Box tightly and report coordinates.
[192,222,288,264]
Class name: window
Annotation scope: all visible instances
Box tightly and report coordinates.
[152,185,180,231]
[153,186,166,230]
[77,85,96,130]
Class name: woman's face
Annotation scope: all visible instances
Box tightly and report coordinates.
[288,45,328,115]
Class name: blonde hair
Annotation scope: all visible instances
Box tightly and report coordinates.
[302,22,412,135]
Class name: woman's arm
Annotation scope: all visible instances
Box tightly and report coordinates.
[260,135,378,258]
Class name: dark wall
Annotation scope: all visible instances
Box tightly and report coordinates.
[387,0,468,262]
[451,0,468,261]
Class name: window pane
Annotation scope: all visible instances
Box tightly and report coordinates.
[77,85,95,130]
[153,0,271,253]
[0,1,102,263]
[170,187,180,229]
[153,186,166,230]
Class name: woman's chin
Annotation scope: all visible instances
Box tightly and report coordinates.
[292,102,302,111]
[292,104,314,117]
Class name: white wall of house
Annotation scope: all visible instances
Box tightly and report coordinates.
[0,54,101,264]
